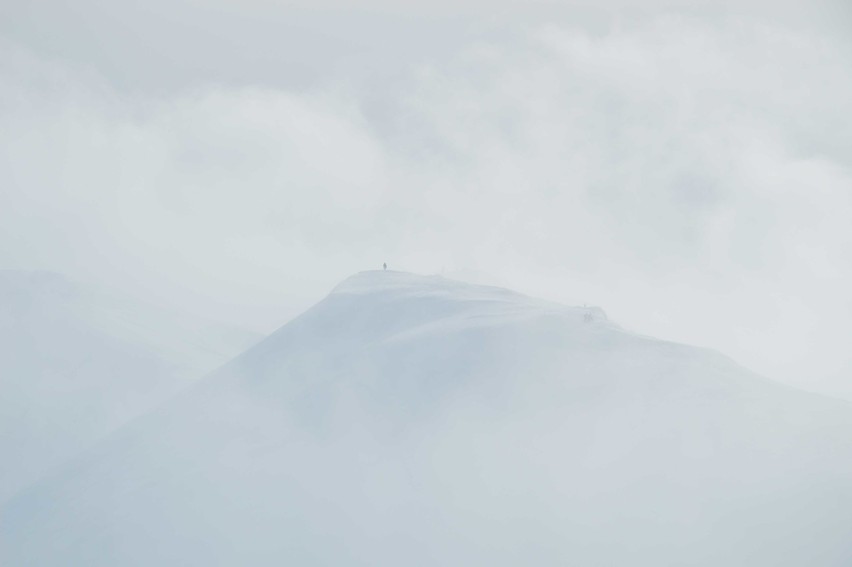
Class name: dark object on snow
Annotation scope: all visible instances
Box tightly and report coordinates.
[383,263,387,271]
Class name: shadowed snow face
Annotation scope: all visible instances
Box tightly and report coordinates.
[0,270,258,504]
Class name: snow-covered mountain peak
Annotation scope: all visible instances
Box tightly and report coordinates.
[327,269,608,328]
[238,271,614,376]
[5,271,852,567]
[331,270,527,302]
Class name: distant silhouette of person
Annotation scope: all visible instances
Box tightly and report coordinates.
[383,262,387,271]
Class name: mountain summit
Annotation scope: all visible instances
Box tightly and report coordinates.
[4,271,852,566]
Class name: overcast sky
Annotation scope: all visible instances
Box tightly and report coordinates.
[1,0,851,398]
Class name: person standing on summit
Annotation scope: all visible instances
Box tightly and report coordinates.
[383,262,387,271]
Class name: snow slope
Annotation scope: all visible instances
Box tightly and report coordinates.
[4,271,852,566]
[0,270,258,503]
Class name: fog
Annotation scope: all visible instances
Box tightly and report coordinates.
[1,0,851,403]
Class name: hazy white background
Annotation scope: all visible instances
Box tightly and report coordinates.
[1,0,851,397]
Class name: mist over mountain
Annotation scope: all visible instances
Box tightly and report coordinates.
[5,271,851,566]
[0,270,258,503]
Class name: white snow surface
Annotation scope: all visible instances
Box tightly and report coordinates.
[3,270,852,566]
[0,270,258,504]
